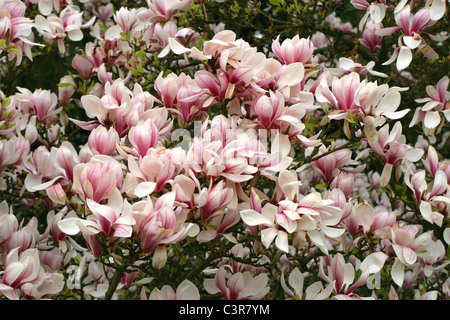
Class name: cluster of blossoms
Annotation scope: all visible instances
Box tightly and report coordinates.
[0,0,448,300]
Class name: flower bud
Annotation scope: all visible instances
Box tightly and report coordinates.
[88,125,119,156]
[46,183,67,205]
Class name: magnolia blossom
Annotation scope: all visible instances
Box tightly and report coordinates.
[0,0,40,65]
[378,6,439,71]
[375,224,432,286]
[137,0,191,22]
[57,192,136,239]
[319,253,372,299]
[34,5,95,54]
[0,0,448,302]
[0,247,64,300]
[271,35,314,65]
[281,267,334,300]
[364,120,424,187]
[315,72,362,120]
[204,265,269,300]
[410,76,450,131]
[72,155,123,202]
[142,279,200,300]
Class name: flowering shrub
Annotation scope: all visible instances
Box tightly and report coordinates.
[0,0,448,301]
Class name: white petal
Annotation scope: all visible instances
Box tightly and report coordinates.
[380,163,393,187]
[376,91,401,115]
[105,25,122,41]
[261,228,278,248]
[403,36,422,50]
[391,258,405,287]
[68,29,83,41]
[168,38,191,55]
[275,230,289,253]
[288,268,304,297]
[240,209,273,226]
[176,280,200,300]
[360,252,388,274]
[443,228,450,245]
[57,218,81,235]
[80,95,104,119]
[203,279,220,294]
[430,0,446,21]
[134,182,157,198]
[423,111,441,129]
[383,109,410,119]
[396,47,412,71]
[277,63,304,87]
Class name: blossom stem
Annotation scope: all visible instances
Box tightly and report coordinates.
[104,265,126,300]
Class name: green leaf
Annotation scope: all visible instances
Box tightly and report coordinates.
[57,83,75,88]
[2,96,11,108]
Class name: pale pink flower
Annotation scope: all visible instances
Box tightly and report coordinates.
[240,202,290,252]
[127,148,185,197]
[127,119,160,157]
[88,126,119,156]
[0,247,64,300]
[143,279,200,300]
[271,35,314,65]
[0,201,18,245]
[58,193,136,239]
[319,253,371,299]
[0,139,21,173]
[309,147,354,183]
[365,120,424,187]
[198,180,234,222]
[72,155,123,202]
[74,79,133,133]
[46,182,67,205]
[46,209,67,242]
[28,0,66,16]
[330,172,354,198]
[410,76,449,130]
[204,265,269,300]
[72,54,94,79]
[34,5,95,55]
[136,192,197,262]
[377,225,432,286]
[240,192,334,254]
[315,72,362,120]
[58,75,76,105]
[0,0,39,65]
[23,145,64,193]
[104,7,142,41]
[360,21,383,52]
[15,87,61,123]
[154,72,179,108]
[378,6,440,71]
[281,267,334,300]
[252,91,285,128]
[137,0,191,22]
[355,80,409,120]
